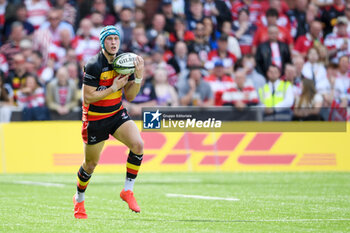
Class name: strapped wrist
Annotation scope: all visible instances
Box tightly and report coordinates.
[134,77,142,84]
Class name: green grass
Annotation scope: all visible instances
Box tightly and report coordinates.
[0,172,349,232]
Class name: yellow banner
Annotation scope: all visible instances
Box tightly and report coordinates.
[0,121,349,173]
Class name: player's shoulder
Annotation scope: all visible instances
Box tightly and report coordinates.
[85,52,103,69]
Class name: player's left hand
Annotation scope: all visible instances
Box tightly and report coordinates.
[134,56,144,80]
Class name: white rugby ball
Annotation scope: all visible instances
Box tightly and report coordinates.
[113,52,137,75]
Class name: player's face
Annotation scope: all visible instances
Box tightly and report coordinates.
[104,35,120,55]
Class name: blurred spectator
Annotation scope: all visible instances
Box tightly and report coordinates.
[204,60,235,106]
[233,8,257,55]
[129,24,151,54]
[114,0,145,14]
[167,41,188,75]
[293,78,323,121]
[1,0,17,29]
[258,65,294,120]
[306,3,320,25]
[242,54,266,92]
[168,17,195,48]
[89,11,104,38]
[159,0,176,34]
[146,13,167,47]
[154,34,173,61]
[220,20,242,59]
[188,21,211,64]
[230,0,262,24]
[205,34,237,74]
[20,39,34,62]
[0,71,13,122]
[334,55,350,105]
[24,0,52,30]
[284,63,302,97]
[187,0,204,30]
[55,0,76,26]
[134,6,146,25]
[17,73,49,121]
[203,17,218,50]
[255,25,291,76]
[260,0,290,14]
[151,48,177,86]
[6,53,27,103]
[3,3,34,40]
[91,0,116,26]
[252,8,293,54]
[294,20,323,58]
[345,2,350,34]
[48,28,73,68]
[74,18,100,65]
[179,67,214,106]
[287,0,308,39]
[39,8,75,42]
[301,47,330,94]
[65,61,82,89]
[202,0,231,29]
[115,7,136,51]
[0,22,24,70]
[46,66,79,120]
[257,0,291,33]
[221,69,259,108]
[324,16,350,63]
[153,66,179,106]
[320,0,345,36]
[28,50,54,85]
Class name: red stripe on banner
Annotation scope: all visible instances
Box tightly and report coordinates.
[238,155,296,165]
[127,167,138,175]
[162,154,189,164]
[93,97,121,107]
[99,146,155,164]
[245,133,281,151]
[200,155,229,165]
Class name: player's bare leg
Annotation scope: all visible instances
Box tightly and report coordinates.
[113,120,143,212]
[74,141,105,219]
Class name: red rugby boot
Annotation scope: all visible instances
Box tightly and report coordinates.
[120,189,140,213]
[73,195,88,219]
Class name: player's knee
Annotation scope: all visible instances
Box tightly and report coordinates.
[130,139,144,155]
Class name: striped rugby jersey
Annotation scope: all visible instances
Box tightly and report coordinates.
[82,51,134,121]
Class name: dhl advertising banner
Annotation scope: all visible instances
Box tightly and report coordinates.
[0,121,349,173]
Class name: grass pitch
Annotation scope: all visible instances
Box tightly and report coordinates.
[0,172,349,233]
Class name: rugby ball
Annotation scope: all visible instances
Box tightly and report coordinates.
[113,52,137,75]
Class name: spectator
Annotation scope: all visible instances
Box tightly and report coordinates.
[6,53,27,103]
[0,53,8,75]
[230,0,262,24]
[55,0,76,26]
[205,34,237,74]
[324,16,350,63]
[220,20,242,59]
[91,0,116,26]
[204,60,235,106]
[301,47,331,94]
[255,25,291,76]
[187,0,204,30]
[151,48,177,86]
[242,54,266,92]
[129,24,151,55]
[233,8,257,55]
[294,21,323,58]
[74,18,100,65]
[334,56,350,106]
[3,3,34,40]
[0,71,13,122]
[24,0,52,30]
[89,11,104,38]
[114,0,145,14]
[287,0,308,39]
[46,66,80,120]
[159,0,176,34]
[17,74,49,121]
[0,22,24,70]
[320,0,345,36]
[115,7,136,51]
[168,17,195,48]
[221,69,259,107]
[284,63,302,97]
[153,66,179,106]
[167,41,188,75]
[146,13,167,47]
[188,22,211,64]
[28,51,54,85]
[292,55,305,82]
[258,65,294,120]
[20,39,34,62]
[344,2,350,34]
[293,78,323,121]
[202,0,231,29]
[252,8,293,54]
[134,6,146,25]
[179,67,214,106]
[203,17,217,49]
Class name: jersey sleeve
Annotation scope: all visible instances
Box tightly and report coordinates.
[83,63,100,87]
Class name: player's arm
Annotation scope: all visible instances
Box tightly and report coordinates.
[123,56,144,102]
[83,76,128,104]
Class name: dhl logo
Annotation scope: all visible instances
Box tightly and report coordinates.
[53,132,336,167]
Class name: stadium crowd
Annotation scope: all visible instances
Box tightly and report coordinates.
[0,0,349,121]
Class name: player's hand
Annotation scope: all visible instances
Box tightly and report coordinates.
[111,74,129,91]
[134,56,144,80]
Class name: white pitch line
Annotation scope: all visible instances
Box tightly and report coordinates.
[13,181,66,187]
[166,193,239,201]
